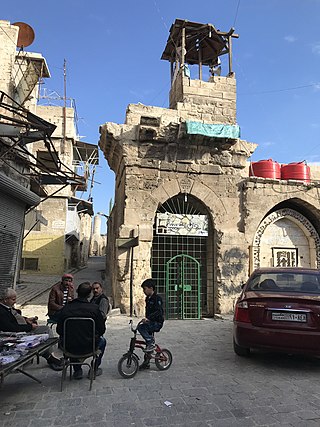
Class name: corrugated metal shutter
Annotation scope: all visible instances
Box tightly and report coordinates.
[0,192,25,289]
[0,173,40,207]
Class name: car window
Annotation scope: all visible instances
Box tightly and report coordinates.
[247,272,320,293]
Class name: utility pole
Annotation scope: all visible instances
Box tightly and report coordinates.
[61,59,67,154]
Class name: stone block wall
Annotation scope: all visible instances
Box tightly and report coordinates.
[169,71,237,124]
[33,105,77,140]
[100,72,320,316]
[0,20,18,97]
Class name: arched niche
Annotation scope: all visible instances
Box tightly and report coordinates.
[251,208,320,271]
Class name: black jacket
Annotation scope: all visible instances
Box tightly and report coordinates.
[145,293,164,324]
[0,304,32,333]
[57,298,106,354]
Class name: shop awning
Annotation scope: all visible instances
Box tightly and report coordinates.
[73,141,99,165]
[68,196,93,216]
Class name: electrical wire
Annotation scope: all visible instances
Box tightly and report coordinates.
[239,83,317,96]
[233,0,241,28]
[153,0,178,52]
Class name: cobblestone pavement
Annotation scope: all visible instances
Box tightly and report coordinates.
[4,259,320,426]
[2,312,320,426]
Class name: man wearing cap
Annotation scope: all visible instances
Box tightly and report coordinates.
[47,273,75,322]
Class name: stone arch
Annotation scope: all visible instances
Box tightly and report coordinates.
[252,208,320,270]
[151,191,217,317]
[141,176,226,230]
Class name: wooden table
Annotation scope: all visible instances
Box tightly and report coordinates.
[0,337,59,385]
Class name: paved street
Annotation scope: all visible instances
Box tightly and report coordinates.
[2,259,320,426]
[2,314,320,426]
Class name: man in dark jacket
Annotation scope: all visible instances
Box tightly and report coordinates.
[0,288,62,371]
[137,278,164,354]
[47,273,75,321]
[57,282,106,379]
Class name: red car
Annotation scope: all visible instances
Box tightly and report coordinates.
[233,267,320,357]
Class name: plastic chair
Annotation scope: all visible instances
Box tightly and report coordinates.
[60,317,99,391]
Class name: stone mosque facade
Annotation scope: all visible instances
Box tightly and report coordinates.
[99,20,320,319]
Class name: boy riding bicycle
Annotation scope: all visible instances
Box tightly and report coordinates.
[138,278,164,369]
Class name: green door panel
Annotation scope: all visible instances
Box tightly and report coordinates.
[166,254,201,319]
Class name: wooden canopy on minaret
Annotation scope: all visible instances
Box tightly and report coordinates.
[161,19,239,80]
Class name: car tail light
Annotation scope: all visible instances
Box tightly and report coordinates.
[234,301,251,323]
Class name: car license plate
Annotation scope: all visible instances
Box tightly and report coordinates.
[271,312,307,322]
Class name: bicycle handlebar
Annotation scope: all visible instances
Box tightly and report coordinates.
[128,319,144,333]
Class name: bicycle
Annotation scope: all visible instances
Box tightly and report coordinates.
[117,320,173,378]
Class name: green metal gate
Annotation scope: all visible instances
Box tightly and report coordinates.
[166,254,201,319]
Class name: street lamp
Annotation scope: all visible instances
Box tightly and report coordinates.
[97,211,109,219]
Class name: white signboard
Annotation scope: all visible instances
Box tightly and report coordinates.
[156,213,208,236]
[52,220,65,230]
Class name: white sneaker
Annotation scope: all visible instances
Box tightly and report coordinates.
[144,343,156,352]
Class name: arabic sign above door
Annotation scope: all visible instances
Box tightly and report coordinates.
[156,213,208,236]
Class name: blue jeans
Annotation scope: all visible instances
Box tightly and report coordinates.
[137,321,162,345]
[96,336,106,367]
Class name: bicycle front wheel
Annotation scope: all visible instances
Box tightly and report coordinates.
[118,354,139,378]
[155,348,172,371]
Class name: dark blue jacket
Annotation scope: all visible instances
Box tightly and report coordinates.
[145,293,164,324]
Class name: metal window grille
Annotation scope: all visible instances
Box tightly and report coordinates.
[151,194,212,319]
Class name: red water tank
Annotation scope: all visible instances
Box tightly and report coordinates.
[281,162,311,183]
[249,159,281,179]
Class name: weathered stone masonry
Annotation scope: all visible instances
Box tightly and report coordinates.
[99,23,320,317]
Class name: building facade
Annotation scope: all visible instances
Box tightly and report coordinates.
[0,20,49,289]
[22,104,97,275]
[99,20,320,318]
[0,20,98,280]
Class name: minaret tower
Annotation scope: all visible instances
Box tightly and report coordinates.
[99,19,257,317]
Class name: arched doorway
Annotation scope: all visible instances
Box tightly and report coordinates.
[151,194,214,319]
[252,208,320,270]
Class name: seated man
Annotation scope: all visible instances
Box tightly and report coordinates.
[138,279,164,367]
[47,273,75,321]
[57,282,106,379]
[0,288,62,371]
[90,282,110,320]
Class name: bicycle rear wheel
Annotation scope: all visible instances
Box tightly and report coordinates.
[155,348,172,370]
[118,354,139,378]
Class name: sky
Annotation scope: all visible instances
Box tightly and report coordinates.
[2,0,320,232]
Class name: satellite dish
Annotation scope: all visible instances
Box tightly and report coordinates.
[12,22,35,48]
